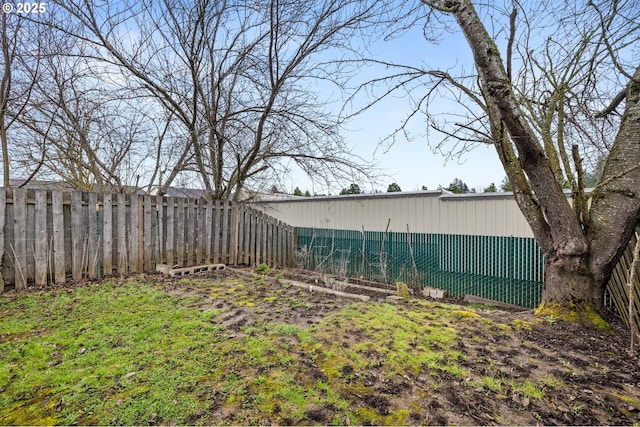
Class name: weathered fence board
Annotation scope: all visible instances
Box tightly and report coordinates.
[117,193,127,275]
[607,227,640,331]
[166,197,175,268]
[144,196,152,271]
[129,194,139,274]
[221,200,229,265]
[0,189,295,292]
[13,189,27,290]
[34,191,47,285]
[88,193,98,279]
[52,191,65,284]
[102,194,113,276]
[71,192,83,281]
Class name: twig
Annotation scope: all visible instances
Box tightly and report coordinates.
[8,244,26,290]
[91,235,102,277]
[360,225,366,277]
[407,224,418,285]
[380,219,390,283]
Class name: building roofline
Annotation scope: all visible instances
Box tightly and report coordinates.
[252,188,591,203]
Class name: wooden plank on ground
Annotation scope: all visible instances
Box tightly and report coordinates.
[12,188,27,290]
[52,191,65,284]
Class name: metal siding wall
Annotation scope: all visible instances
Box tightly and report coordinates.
[253,191,535,238]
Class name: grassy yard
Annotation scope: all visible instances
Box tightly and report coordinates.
[1,269,639,425]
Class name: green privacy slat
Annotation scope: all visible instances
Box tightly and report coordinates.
[295,227,543,309]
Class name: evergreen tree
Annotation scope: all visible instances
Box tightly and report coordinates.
[483,183,497,192]
[445,178,470,194]
[340,183,362,195]
[387,182,401,192]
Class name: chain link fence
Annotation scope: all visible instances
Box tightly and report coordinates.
[296,227,545,308]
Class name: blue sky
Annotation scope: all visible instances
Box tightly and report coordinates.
[284,11,506,195]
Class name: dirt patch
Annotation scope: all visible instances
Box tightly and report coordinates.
[156,266,640,426]
[162,267,358,333]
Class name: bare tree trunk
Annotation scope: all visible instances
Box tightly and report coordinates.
[1,13,12,188]
[444,0,640,325]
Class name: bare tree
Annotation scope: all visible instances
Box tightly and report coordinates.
[0,12,43,187]
[16,56,159,193]
[0,9,155,194]
[46,0,403,199]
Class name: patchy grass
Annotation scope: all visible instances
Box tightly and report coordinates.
[0,271,639,426]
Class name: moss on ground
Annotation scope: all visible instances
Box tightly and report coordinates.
[534,302,611,331]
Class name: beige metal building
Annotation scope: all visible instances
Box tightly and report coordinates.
[252,190,535,238]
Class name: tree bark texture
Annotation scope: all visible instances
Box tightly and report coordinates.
[447,0,640,315]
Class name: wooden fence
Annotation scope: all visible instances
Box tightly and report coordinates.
[607,227,640,332]
[0,188,296,293]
